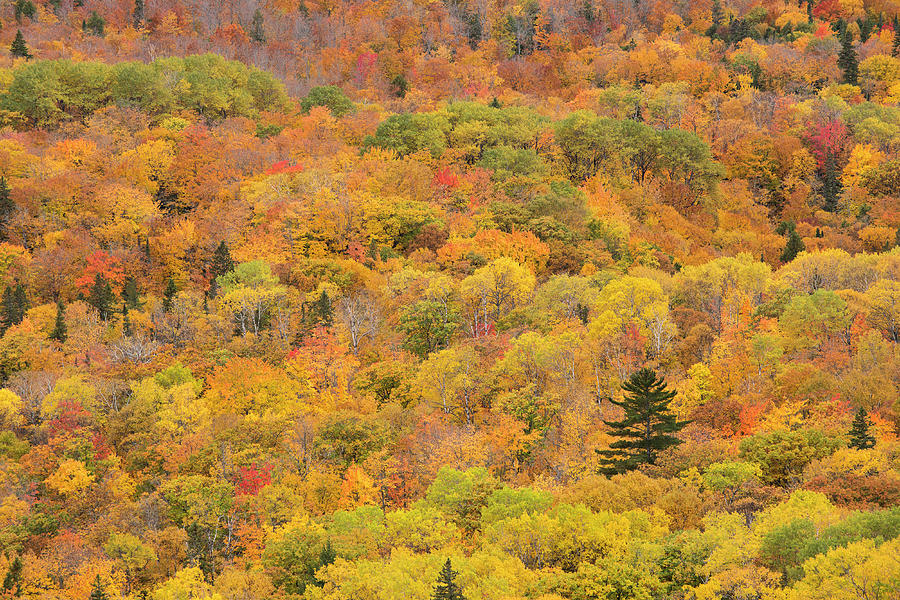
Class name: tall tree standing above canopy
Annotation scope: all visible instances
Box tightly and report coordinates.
[597,368,688,475]
[838,31,858,85]
[848,407,876,450]
[0,177,14,242]
[1,283,28,333]
[10,30,30,59]
[433,559,466,600]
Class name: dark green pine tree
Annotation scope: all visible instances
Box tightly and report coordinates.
[88,273,115,321]
[821,152,843,212]
[122,276,141,309]
[14,0,35,23]
[83,11,106,36]
[837,30,858,85]
[708,0,724,36]
[893,27,900,57]
[311,289,333,326]
[250,8,266,43]
[122,303,132,337]
[2,555,22,596]
[1,283,27,333]
[780,227,805,263]
[432,559,466,600]
[49,300,67,343]
[0,176,14,241]
[133,0,144,28]
[10,30,31,59]
[596,368,689,475]
[162,277,177,312]
[211,241,235,278]
[848,407,876,450]
[89,575,110,600]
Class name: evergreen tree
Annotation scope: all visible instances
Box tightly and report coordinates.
[10,30,31,59]
[2,556,22,596]
[88,273,115,321]
[14,0,35,23]
[49,300,67,343]
[211,241,234,278]
[0,177,14,241]
[708,0,724,36]
[838,30,858,85]
[83,11,106,36]
[780,227,805,263]
[250,8,266,43]
[821,152,843,211]
[1,283,27,333]
[133,0,144,28]
[391,74,409,98]
[312,290,333,326]
[848,407,876,450]
[163,277,177,312]
[122,276,141,309]
[489,97,501,108]
[432,559,466,600]
[122,303,132,336]
[89,576,109,600]
[893,27,900,57]
[596,368,688,475]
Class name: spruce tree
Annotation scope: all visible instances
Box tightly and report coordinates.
[821,152,843,211]
[2,556,22,596]
[49,300,67,343]
[10,30,30,59]
[848,407,876,450]
[250,8,266,43]
[708,0,724,36]
[122,276,141,309]
[122,303,132,336]
[432,559,465,600]
[162,277,177,312]
[211,241,234,277]
[780,227,805,263]
[893,27,900,57]
[133,0,144,28]
[88,273,115,321]
[89,576,109,600]
[14,0,35,23]
[0,177,14,241]
[596,368,689,475]
[83,11,105,36]
[1,283,27,333]
[838,30,858,85]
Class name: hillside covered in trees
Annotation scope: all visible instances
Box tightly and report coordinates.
[0,0,898,598]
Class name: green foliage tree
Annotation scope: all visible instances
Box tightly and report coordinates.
[780,224,805,263]
[83,11,106,37]
[2,556,22,596]
[300,85,354,117]
[133,0,144,27]
[122,276,141,309]
[10,30,31,59]
[848,407,876,450]
[88,576,109,600]
[838,31,859,85]
[49,301,67,343]
[14,0,35,23]
[399,300,460,357]
[1,283,28,333]
[432,559,466,600]
[88,273,116,321]
[739,429,841,485]
[250,9,266,43]
[0,177,15,241]
[162,277,177,313]
[596,368,688,475]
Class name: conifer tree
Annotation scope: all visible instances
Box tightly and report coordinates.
[893,27,900,57]
[49,300,67,343]
[432,559,465,600]
[88,273,115,321]
[89,576,109,600]
[780,227,805,263]
[1,283,27,333]
[838,30,858,85]
[2,556,22,596]
[0,177,13,242]
[83,11,105,36]
[122,276,141,309]
[821,152,843,211]
[250,8,266,43]
[10,30,30,59]
[211,241,234,278]
[163,278,177,312]
[596,368,688,475]
[848,407,876,450]
[122,303,132,336]
[133,0,144,28]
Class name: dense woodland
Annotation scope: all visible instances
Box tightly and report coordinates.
[0,0,898,597]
